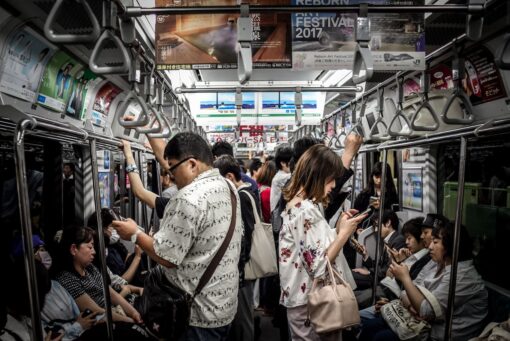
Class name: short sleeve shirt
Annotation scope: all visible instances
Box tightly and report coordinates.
[56,265,106,307]
[279,199,342,308]
[153,169,243,328]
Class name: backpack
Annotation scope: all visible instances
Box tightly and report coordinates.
[271,193,287,234]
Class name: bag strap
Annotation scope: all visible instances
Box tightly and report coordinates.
[194,181,237,298]
[240,189,262,226]
[416,285,443,319]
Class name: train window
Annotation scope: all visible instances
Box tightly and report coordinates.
[438,134,510,290]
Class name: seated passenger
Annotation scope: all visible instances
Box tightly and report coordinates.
[53,227,142,324]
[353,210,406,290]
[88,210,146,287]
[359,222,488,341]
[355,217,430,308]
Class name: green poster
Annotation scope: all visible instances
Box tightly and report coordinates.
[66,69,101,120]
[37,51,83,112]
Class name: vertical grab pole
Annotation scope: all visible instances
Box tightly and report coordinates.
[444,136,468,340]
[371,149,388,305]
[350,155,358,209]
[137,150,153,269]
[89,139,115,341]
[119,153,127,217]
[14,119,44,341]
[153,159,162,234]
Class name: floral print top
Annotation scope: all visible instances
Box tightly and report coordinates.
[279,199,341,308]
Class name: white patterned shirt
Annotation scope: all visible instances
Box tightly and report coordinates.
[153,169,242,328]
[279,199,354,308]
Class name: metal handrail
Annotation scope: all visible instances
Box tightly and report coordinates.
[387,78,413,137]
[496,33,510,69]
[352,4,373,85]
[441,50,475,124]
[89,29,131,74]
[44,0,101,43]
[410,71,440,131]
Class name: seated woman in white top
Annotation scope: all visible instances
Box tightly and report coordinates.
[359,221,488,341]
[279,144,367,341]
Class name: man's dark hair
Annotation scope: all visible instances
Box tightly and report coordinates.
[214,155,241,181]
[274,145,293,170]
[164,132,213,166]
[290,136,321,172]
[382,210,399,231]
[211,141,234,157]
[402,217,425,241]
[249,158,262,174]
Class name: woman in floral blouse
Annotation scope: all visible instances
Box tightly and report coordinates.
[279,144,367,340]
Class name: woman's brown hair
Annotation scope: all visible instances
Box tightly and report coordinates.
[283,144,344,205]
[257,160,277,187]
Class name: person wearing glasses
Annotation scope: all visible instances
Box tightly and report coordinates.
[112,132,243,341]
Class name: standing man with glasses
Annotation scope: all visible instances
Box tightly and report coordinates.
[113,132,243,341]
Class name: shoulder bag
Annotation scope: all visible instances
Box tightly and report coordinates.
[136,183,237,340]
[306,258,360,334]
[241,190,278,280]
[381,285,442,341]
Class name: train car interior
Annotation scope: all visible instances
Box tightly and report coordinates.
[1,0,510,340]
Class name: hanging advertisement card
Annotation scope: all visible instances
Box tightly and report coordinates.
[66,69,101,120]
[90,82,122,127]
[98,171,110,208]
[258,91,324,125]
[193,92,257,125]
[37,51,83,112]
[0,27,55,102]
[155,0,291,70]
[463,46,507,105]
[402,166,423,211]
[291,0,426,71]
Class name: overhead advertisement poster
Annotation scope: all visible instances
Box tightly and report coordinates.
[258,91,324,125]
[0,27,55,102]
[291,0,426,71]
[155,0,291,70]
[65,69,102,120]
[193,92,257,125]
[37,51,83,112]
[90,82,122,128]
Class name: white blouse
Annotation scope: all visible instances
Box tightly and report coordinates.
[279,199,355,308]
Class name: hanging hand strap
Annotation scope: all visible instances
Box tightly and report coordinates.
[193,181,237,298]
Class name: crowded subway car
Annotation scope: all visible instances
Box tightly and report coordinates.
[1,0,510,340]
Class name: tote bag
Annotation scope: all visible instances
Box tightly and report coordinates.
[381,285,442,340]
[242,190,278,280]
[306,258,360,334]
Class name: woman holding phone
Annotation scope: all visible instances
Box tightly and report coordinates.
[279,144,367,340]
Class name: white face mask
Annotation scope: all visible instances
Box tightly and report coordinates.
[37,250,52,270]
[109,229,120,245]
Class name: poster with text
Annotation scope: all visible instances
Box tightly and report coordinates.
[402,167,423,211]
[155,0,291,70]
[98,171,110,208]
[66,69,102,120]
[463,46,507,105]
[193,92,257,125]
[0,27,55,102]
[258,91,324,125]
[291,0,425,71]
[37,51,83,112]
[91,82,122,127]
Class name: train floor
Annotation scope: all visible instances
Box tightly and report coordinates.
[255,310,282,341]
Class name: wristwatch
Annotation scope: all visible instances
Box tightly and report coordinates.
[130,229,142,244]
[126,164,139,174]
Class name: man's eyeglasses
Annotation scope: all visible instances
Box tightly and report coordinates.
[168,156,195,178]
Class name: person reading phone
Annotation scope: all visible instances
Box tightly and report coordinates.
[352,210,406,290]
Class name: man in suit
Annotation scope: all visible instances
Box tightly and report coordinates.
[353,210,406,290]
